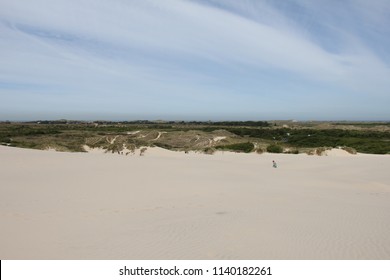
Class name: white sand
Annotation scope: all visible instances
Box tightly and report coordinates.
[0,145,389,259]
[325,148,354,156]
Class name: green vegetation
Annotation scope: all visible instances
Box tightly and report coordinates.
[286,129,390,154]
[225,127,390,154]
[215,142,254,153]
[266,144,283,153]
[1,121,389,154]
[256,147,265,154]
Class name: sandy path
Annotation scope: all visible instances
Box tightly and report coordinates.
[107,135,119,144]
[0,146,389,259]
[152,131,166,141]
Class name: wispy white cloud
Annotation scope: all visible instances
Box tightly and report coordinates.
[0,0,389,120]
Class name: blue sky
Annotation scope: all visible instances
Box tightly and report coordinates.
[1,0,389,121]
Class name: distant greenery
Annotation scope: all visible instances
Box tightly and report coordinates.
[215,142,254,153]
[286,129,390,154]
[0,125,62,137]
[333,122,390,127]
[225,127,289,140]
[160,121,270,127]
[203,121,270,127]
[1,122,389,154]
[226,127,390,154]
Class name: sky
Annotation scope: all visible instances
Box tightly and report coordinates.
[1,0,390,121]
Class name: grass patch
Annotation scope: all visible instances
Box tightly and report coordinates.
[215,142,254,153]
[266,144,283,153]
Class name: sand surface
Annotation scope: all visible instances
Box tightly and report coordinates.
[1,145,389,259]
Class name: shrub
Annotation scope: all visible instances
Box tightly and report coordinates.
[266,144,283,153]
[306,149,315,155]
[140,147,147,156]
[307,147,329,156]
[342,146,357,154]
[315,147,328,156]
[256,147,265,154]
[204,147,215,155]
[285,149,299,154]
[215,142,254,153]
[0,137,11,143]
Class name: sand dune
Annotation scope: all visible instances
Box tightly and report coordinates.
[0,145,389,259]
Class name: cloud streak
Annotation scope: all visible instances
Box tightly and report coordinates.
[0,0,389,120]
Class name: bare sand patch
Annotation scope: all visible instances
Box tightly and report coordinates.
[0,145,389,259]
[325,148,354,156]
